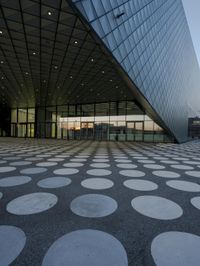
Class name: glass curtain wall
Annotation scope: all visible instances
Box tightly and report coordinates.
[11,108,35,137]
[11,101,174,142]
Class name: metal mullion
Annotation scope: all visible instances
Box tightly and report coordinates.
[44,0,63,106]
[51,16,78,100]
[0,6,30,102]
[19,0,36,101]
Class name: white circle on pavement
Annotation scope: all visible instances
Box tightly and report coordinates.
[0,225,26,266]
[36,162,58,167]
[131,196,183,220]
[151,231,200,266]
[160,160,179,164]
[6,192,58,215]
[138,160,155,164]
[20,167,47,174]
[124,179,158,191]
[184,161,200,165]
[81,178,114,190]
[48,158,64,162]
[3,156,21,161]
[70,158,87,162]
[152,171,180,178]
[42,229,128,266]
[166,180,200,192]
[143,164,165,170]
[170,165,194,170]
[0,166,16,173]
[116,164,137,169]
[120,170,145,178]
[0,160,7,164]
[185,171,200,178]
[87,169,112,176]
[10,161,32,166]
[37,177,71,188]
[191,197,200,210]
[92,159,109,163]
[90,163,110,168]
[25,157,43,161]
[53,168,79,175]
[115,159,132,163]
[0,176,31,187]
[63,163,84,168]
[70,194,117,218]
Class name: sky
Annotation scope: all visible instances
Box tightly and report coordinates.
[182,0,200,67]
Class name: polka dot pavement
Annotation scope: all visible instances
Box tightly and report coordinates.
[1,138,200,265]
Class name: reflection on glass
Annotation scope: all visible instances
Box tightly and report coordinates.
[10,101,173,142]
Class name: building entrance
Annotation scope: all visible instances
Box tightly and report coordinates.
[81,122,94,140]
[126,121,144,141]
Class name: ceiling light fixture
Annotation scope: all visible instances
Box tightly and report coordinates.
[70,76,73,79]
[91,58,94,62]
[0,31,2,34]
[74,41,78,44]
[32,52,36,55]
[48,11,52,16]
[54,65,58,69]
[101,70,105,74]
[0,61,4,64]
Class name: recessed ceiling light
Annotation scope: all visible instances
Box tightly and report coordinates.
[0,61,4,64]
[48,11,52,16]
[0,31,2,34]
[91,58,94,62]
[101,70,105,74]
[25,72,29,75]
[54,65,58,69]
[32,52,36,55]
[70,76,73,79]
[74,41,78,44]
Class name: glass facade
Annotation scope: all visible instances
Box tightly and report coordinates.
[72,0,200,143]
[11,101,173,142]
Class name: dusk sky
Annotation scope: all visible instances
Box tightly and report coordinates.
[182,0,200,67]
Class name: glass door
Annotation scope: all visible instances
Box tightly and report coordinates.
[27,123,35,138]
[17,123,27,137]
[126,122,135,141]
[135,122,144,141]
[11,123,17,137]
[81,122,94,140]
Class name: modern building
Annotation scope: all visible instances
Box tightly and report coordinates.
[188,117,200,138]
[0,0,200,143]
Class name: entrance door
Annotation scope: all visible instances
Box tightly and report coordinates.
[27,123,35,138]
[81,122,94,140]
[45,123,56,138]
[17,123,27,137]
[11,123,17,137]
[126,122,135,141]
[135,122,144,141]
[126,121,144,141]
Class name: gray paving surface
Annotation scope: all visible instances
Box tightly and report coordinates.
[1,138,200,266]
